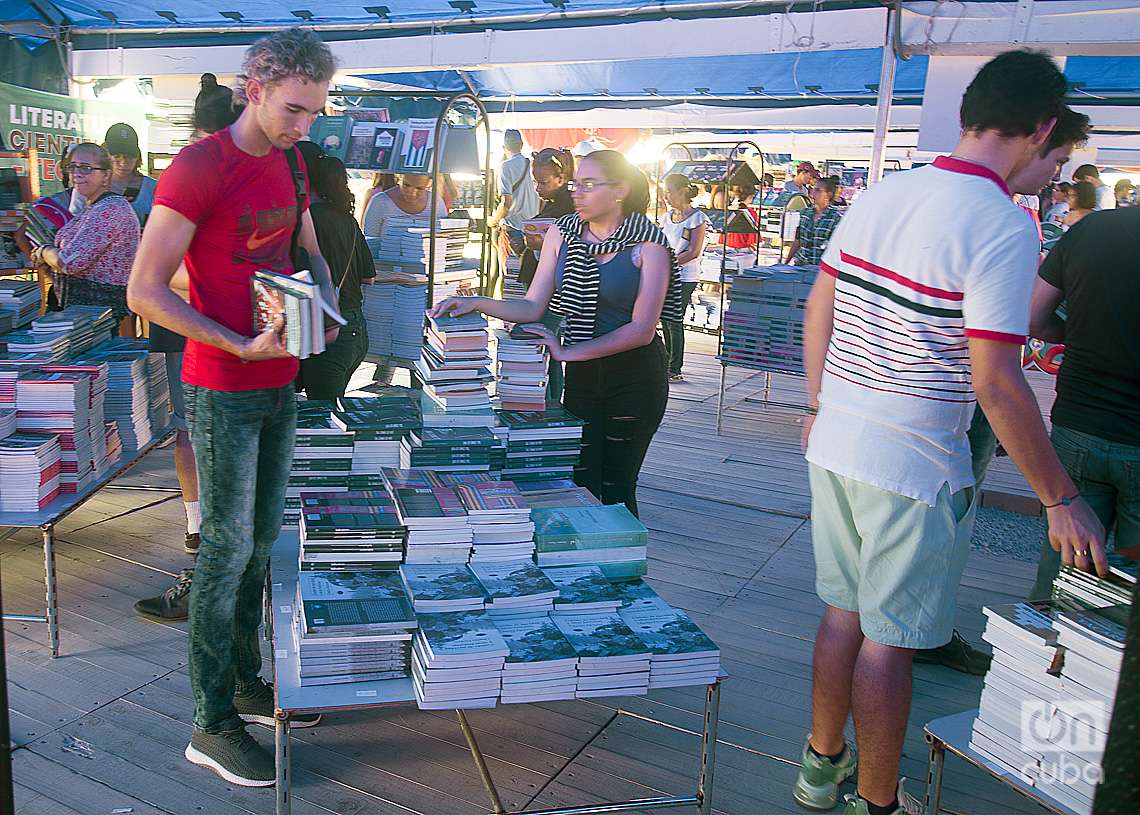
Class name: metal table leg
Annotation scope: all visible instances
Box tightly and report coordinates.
[716,365,727,434]
[43,525,59,658]
[457,709,506,814]
[697,681,722,815]
[276,713,291,815]
[924,733,946,815]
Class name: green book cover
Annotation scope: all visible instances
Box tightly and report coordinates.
[303,598,416,633]
[610,580,672,611]
[618,608,719,657]
[541,565,621,606]
[399,564,486,602]
[551,613,651,659]
[417,610,509,659]
[469,561,559,602]
[299,570,413,609]
[533,505,648,551]
[493,614,578,665]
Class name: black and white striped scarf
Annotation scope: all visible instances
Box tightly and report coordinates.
[548,211,685,346]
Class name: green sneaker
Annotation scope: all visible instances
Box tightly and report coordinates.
[184,727,275,787]
[793,738,857,810]
[913,629,992,675]
[234,678,321,729]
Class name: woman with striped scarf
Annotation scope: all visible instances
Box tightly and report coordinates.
[431,150,684,516]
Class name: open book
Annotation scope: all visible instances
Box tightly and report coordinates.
[251,269,347,359]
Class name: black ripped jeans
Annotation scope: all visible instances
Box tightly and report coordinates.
[563,336,669,517]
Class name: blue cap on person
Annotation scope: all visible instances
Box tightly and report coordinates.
[504,129,523,146]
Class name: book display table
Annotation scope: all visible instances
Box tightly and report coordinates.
[0,425,174,657]
[923,710,1080,815]
[268,532,723,815]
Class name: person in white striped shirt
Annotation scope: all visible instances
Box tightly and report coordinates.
[792,51,1106,815]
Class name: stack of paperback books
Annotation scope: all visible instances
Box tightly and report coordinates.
[0,281,41,328]
[145,352,171,431]
[493,326,548,411]
[251,269,345,359]
[285,472,385,532]
[620,607,721,689]
[542,565,622,614]
[411,610,508,709]
[294,569,416,686]
[363,279,426,363]
[391,481,472,563]
[15,372,95,494]
[524,485,602,510]
[285,401,355,528]
[453,480,535,562]
[398,563,487,612]
[298,490,406,571]
[611,579,673,612]
[31,310,94,357]
[494,614,579,703]
[1052,563,1134,612]
[497,407,584,483]
[0,431,62,512]
[552,612,651,698]
[1,329,70,360]
[470,561,560,617]
[42,363,110,477]
[400,426,496,472]
[85,349,152,450]
[969,603,1062,786]
[421,313,493,411]
[0,407,14,439]
[419,390,497,429]
[533,504,649,580]
[334,395,421,471]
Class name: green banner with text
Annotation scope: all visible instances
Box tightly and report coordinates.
[1,81,147,194]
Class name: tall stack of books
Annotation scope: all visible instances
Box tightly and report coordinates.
[31,310,94,357]
[334,395,421,471]
[494,615,580,703]
[497,407,584,483]
[0,281,41,329]
[0,431,62,512]
[145,352,171,431]
[86,349,151,450]
[285,401,355,528]
[400,426,496,472]
[398,563,487,612]
[453,480,535,562]
[470,561,560,617]
[390,480,472,563]
[411,610,508,709]
[15,372,95,495]
[1040,606,1127,814]
[363,279,426,363]
[298,490,406,572]
[552,612,651,698]
[421,313,493,412]
[969,603,1062,787]
[620,607,721,689]
[42,363,110,477]
[542,565,622,614]
[294,569,416,686]
[494,326,548,411]
[533,504,649,580]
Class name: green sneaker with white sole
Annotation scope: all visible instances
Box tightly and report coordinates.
[793,738,857,810]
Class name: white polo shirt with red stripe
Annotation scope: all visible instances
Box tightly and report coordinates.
[805,156,1040,505]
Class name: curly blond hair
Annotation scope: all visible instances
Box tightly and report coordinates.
[235,28,336,104]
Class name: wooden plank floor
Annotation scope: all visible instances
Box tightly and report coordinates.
[3,337,1056,815]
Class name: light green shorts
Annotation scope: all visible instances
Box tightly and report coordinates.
[809,464,977,649]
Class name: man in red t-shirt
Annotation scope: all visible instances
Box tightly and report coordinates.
[128,28,337,787]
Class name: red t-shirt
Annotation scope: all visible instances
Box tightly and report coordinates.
[153,128,308,391]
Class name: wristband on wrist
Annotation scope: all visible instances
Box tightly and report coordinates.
[1043,494,1080,509]
[805,405,819,416]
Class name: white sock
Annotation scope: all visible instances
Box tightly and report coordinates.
[185,501,202,535]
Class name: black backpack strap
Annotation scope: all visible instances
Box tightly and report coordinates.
[284,146,307,264]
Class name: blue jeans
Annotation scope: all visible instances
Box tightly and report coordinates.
[661,281,698,375]
[184,384,297,733]
[1029,424,1140,601]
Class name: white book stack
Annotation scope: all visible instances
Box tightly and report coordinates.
[552,612,651,698]
[970,603,1062,787]
[494,614,580,703]
[494,327,548,411]
[1036,606,1128,815]
[411,610,508,709]
[0,431,62,512]
[398,563,487,613]
[420,313,493,413]
[470,561,559,618]
[620,607,721,689]
[453,480,535,562]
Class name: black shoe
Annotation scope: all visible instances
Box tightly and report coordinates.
[184,532,200,555]
[134,568,193,621]
[234,678,321,729]
[185,727,275,787]
[914,629,992,675]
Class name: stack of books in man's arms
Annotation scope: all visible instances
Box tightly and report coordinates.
[298,490,406,572]
[251,269,346,359]
[294,569,416,686]
[533,504,649,580]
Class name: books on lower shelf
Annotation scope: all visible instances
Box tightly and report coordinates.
[532,504,649,580]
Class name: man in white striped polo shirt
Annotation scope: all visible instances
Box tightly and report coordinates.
[791,51,1107,815]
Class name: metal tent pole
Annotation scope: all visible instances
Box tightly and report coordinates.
[869,10,899,185]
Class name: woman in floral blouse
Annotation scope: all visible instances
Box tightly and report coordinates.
[31,142,140,334]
